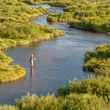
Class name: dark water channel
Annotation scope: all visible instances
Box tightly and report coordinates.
[0,4,110,104]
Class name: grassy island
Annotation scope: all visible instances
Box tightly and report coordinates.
[46,0,110,34]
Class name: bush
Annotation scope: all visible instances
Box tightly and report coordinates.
[16,94,64,110]
[47,0,110,33]
[16,94,40,110]
[84,44,110,77]
[16,93,104,110]
[58,78,110,103]
[64,94,104,110]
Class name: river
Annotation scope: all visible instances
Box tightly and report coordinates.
[0,4,110,104]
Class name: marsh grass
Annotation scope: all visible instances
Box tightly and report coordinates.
[47,0,110,33]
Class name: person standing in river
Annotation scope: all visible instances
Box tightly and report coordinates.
[29,52,37,77]
[27,52,37,93]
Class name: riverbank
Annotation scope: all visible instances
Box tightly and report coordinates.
[84,44,110,77]
[46,0,110,35]
[1,77,110,110]
[0,53,25,83]
[0,0,64,50]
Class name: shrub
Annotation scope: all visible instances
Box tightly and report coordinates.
[16,94,64,110]
[64,94,104,110]
[58,78,110,103]
[84,44,110,76]
[16,93,104,110]
[16,94,40,110]
[47,0,110,33]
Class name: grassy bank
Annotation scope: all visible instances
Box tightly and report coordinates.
[84,44,110,77]
[0,93,105,110]
[0,25,64,49]
[0,53,26,83]
[55,45,110,110]
[47,0,110,34]
[0,0,64,49]
[0,86,108,110]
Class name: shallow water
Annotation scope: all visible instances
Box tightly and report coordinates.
[0,5,110,104]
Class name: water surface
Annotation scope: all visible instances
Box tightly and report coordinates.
[0,5,110,104]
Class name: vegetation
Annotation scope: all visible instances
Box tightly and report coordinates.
[56,44,110,110]
[58,77,110,102]
[16,93,104,110]
[64,93,104,110]
[25,0,49,4]
[0,79,109,110]
[0,53,25,83]
[0,0,64,49]
[54,44,110,109]
[16,94,63,110]
[84,44,110,77]
[47,0,110,34]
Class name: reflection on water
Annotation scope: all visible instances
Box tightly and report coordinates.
[0,5,110,104]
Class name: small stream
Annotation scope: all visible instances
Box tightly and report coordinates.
[0,4,110,104]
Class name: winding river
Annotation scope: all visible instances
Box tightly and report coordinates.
[0,4,110,104]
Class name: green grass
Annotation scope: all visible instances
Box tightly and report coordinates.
[0,0,64,49]
[47,0,110,34]
[84,44,110,77]
[16,93,104,110]
[0,53,26,83]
